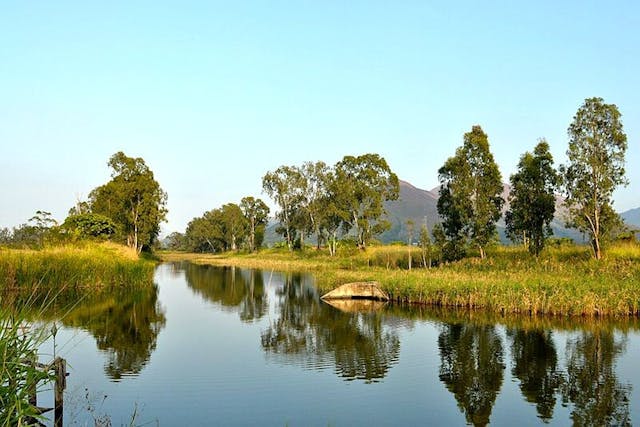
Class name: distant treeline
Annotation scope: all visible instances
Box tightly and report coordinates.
[172,97,631,261]
[167,153,400,255]
[1,98,632,261]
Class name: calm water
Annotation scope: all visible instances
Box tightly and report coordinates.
[34,263,640,426]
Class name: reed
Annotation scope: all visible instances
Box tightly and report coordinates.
[0,306,55,426]
[0,242,155,292]
[161,242,640,317]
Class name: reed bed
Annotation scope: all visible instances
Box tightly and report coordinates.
[161,242,640,317]
[0,242,155,291]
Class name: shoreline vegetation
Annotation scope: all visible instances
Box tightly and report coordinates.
[0,242,156,293]
[160,242,640,317]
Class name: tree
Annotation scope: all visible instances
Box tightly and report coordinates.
[0,228,11,244]
[322,169,348,256]
[406,219,415,270]
[90,152,167,253]
[219,203,248,251]
[300,161,331,249]
[25,210,58,247]
[505,140,559,256]
[561,97,628,259]
[164,231,187,251]
[418,224,433,268]
[262,166,306,250]
[334,153,400,249]
[185,204,248,253]
[62,213,117,239]
[185,213,218,252]
[437,125,504,259]
[432,223,447,265]
[240,197,270,252]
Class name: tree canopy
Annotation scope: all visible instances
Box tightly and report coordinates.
[437,125,504,259]
[261,153,399,251]
[505,140,559,256]
[90,152,167,253]
[561,97,628,259]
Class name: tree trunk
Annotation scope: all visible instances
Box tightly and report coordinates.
[593,237,602,260]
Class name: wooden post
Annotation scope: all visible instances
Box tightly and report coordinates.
[54,357,66,427]
[28,350,38,407]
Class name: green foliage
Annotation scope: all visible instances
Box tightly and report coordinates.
[261,153,399,253]
[334,153,399,249]
[506,140,559,256]
[561,97,628,259]
[0,211,59,249]
[240,196,270,252]
[185,202,251,253]
[163,231,187,250]
[437,125,504,259]
[62,213,117,239]
[262,165,307,250]
[90,152,167,253]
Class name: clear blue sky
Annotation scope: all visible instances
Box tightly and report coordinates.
[1,1,638,233]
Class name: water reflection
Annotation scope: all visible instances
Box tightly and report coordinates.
[5,263,638,424]
[2,285,166,381]
[183,264,267,322]
[63,286,166,380]
[561,329,632,426]
[507,329,562,422]
[260,273,400,383]
[438,323,505,427]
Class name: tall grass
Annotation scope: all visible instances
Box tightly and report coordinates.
[161,242,640,317]
[0,306,55,426]
[0,242,157,425]
[0,242,155,292]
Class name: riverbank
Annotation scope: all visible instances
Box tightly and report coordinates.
[0,242,156,292]
[160,243,640,317]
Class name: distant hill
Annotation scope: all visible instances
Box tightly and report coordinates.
[378,180,439,243]
[264,179,587,246]
[621,208,640,228]
[380,180,583,244]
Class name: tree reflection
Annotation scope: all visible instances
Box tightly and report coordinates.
[61,285,166,380]
[438,323,505,427]
[261,273,400,383]
[561,329,632,426]
[184,264,267,322]
[507,329,562,422]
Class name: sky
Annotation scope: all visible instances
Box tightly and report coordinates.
[1,1,639,234]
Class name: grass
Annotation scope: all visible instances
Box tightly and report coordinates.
[0,241,158,425]
[0,305,55,426]
[0,241,156,292]
[160,242,640,317]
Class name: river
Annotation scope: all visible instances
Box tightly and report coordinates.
[36,262,640,426]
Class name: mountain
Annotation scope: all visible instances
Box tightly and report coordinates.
[378,180,439,243]
[621,208,640,229]
[380,181,584,244]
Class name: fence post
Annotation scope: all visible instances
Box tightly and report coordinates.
[54,357,66,427]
